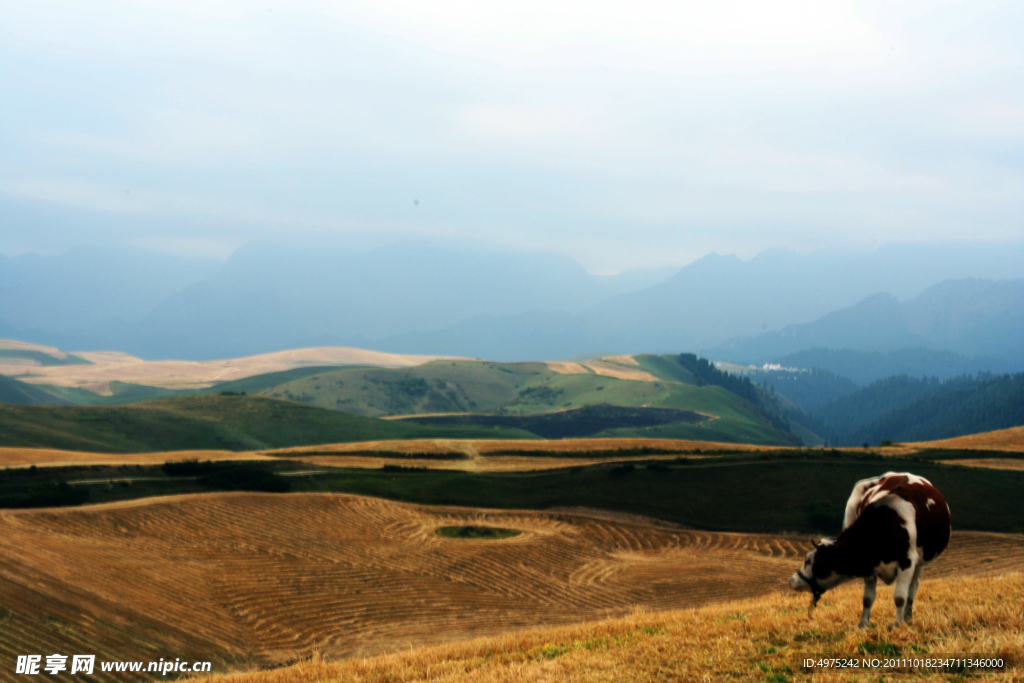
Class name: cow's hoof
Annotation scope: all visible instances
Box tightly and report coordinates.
[857,620,870,630]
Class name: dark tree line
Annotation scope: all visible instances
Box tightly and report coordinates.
[846,373,1024,445]
[676,353,760,404]
[805,372,1023,446]
[675,353,797,440]
[755,368,858,413]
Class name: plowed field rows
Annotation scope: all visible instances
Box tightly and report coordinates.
[1,494,1021,680]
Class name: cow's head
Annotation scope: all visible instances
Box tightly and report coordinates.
[789,539,844,611]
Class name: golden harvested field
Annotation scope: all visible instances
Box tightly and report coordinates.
[0,447,277,469]
[941,458,1024,471]
[910,426,1024,453]
[267,437,767,471]
[469,437,772,455]
[1,493,1021,681]
[544,356,659,382]
[1,437,765,474]
[204,572,1024,683]
[1,345,457,391]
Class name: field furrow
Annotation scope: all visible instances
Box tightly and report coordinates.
[2,493,1021,677]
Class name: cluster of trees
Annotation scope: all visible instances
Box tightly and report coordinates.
[809,375,948,441]
[804,373,1023,446]
[755,368,858,413]
[675,353,795,438]
[676,353,759,403]
[844,373,1024,446]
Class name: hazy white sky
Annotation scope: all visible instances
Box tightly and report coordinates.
[2,0,1022,272]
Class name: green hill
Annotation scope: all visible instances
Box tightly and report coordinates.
[250,358,801,445]
[9,355,808,447]
[0,374,70,405]
[0,395,536,453]
[35,381,192,406]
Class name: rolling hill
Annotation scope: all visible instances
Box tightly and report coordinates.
[248,357,801,445]
[0,395,535,453]
[2,340,812,446]
[0,374,69,405]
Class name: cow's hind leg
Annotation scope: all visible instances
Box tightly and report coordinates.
[859,575,877,629]
[892,563,916,627]
[905,564,924,623]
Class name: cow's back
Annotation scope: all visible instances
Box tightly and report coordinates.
[844,472,950,563]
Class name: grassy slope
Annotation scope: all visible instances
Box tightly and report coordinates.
[203,572,1024,683]
[0,396,536,453]
[632,353,696,384]
[0,348,90,366]
[199,365,347,395]
[37,381,192,406]
[257,358,796,445]
[28,367,345,407]
[260,361,541,416]
[602,384,796,445]
[0,374,70,405]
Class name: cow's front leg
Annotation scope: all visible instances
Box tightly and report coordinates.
[859,575,877,629]
[892,564,916,626]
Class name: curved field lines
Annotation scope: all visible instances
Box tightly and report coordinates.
[0,494,1021,677]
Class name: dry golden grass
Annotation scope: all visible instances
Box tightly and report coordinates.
[579,359,659,382]
[544,361,591,375]
[3,346,458,391]
[543,356,659,382]
[471,437,773,454]
[1,493,1020,682]
[0,437,758,475]
[940,458,1024,471]
[0,338,76,362]
[269,440,470,457]
[910,427,1024,453]
[267,438,741,472]
[0,447,277,469]
[201,572,1024,683]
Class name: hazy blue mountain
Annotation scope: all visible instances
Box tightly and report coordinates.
[0,245,221,336]
[751,368,859,412]
[3,240,1022,361]
[0,318,16,338]
[712,279,1024,371]
[376,311,597,360]
[580,242,1024,352]
[121,243,671,359]
[382,262,1024,363]
[774,348,1017,386]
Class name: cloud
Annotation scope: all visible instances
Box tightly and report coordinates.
[1,0,1021,269]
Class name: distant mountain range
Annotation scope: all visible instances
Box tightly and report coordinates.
[2,241,1022,375]
[711,278,1024,374]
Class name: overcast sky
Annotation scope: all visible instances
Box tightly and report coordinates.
[2,0,1022,272]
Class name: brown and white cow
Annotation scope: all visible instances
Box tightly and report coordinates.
[789,472,950,627]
